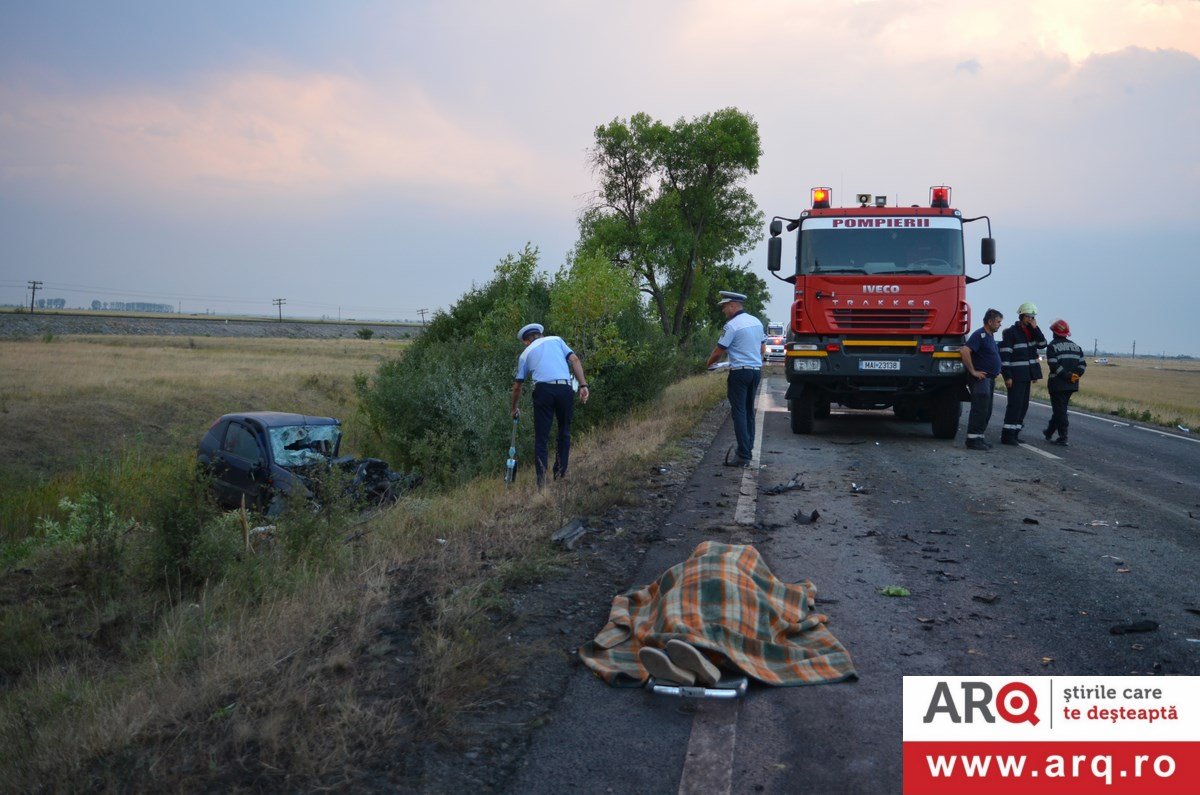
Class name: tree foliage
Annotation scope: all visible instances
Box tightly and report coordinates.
[580,108,766,339]
[355,246,679,486]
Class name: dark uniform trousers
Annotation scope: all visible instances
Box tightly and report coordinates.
[532,382,574,484]
[1003,379,1033,434]
[1047,392,1071,439]
[966,376,996,438]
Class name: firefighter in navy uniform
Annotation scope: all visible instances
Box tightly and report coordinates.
[998,301,1048,445]
[1042,319,1086,446]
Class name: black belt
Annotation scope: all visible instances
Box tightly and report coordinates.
[536,379,572,385]
[729,366,761,371]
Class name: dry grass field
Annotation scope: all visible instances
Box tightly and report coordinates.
[1029,354,1200,430]
[0,350,727,790]
[0,335,406,540]
[1,334,402,474]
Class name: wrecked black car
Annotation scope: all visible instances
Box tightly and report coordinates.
[197,412,413,516]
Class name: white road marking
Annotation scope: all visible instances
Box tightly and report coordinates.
[1069,409,1128,426]
[734,379,769,526]
[679,379,769,794]
[1134,425,1200,444]
[677,700,741,795]
[1019,443,1062,460]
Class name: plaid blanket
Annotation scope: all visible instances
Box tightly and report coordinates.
[579,541,857,687]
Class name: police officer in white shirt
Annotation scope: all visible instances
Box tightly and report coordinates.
[510,323,590,486]
[705,291,765,467]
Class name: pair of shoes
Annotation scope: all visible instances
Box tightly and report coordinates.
[965,438,991,451]
[1053,437,1069,446]
[638,646,694,685]
[638,640,722,686]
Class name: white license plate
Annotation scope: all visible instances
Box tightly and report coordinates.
[859,360,900,371]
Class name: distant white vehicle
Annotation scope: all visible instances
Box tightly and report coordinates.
[1094,357,1110,365]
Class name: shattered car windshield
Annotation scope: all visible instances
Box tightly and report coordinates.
[268,425,341,467]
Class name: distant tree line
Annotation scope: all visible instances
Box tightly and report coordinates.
[89,300,175,313]
[35,298,67,309]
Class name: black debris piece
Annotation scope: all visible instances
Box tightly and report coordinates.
[973,594,1000,604]
[1022,517,1040,525]
[1109,620,1159,635]
[761,474,805,495]
[793,509,820,525]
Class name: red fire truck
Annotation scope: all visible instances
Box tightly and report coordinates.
[766,186,996,437]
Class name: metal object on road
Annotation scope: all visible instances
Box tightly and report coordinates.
[505,415,519,485]
[646,674,749,699]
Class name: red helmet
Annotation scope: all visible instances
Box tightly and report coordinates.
[1050,319,1070,336]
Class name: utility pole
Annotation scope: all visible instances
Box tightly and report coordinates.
[28,280,42,313]
[1093,338,1098,356]
[273,298,286,322]
[418,308,428,326]
[1132,340,1136,360]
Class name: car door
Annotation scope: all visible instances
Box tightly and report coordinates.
[214,421,268,509]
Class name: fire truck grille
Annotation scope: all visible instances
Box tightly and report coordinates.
[830,308,931,331]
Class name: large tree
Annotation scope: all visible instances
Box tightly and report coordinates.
[580,108,764,338]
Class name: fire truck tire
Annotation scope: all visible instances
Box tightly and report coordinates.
[815,398,831,419]
[790,392,815,434]
[930,390,962,439]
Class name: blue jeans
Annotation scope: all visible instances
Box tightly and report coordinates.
[727,369,761,460]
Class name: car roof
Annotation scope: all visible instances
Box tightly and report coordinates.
[217,411,341,429]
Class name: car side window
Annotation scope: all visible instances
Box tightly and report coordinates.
[222,423,263,463]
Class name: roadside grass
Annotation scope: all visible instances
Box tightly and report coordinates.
[0,335,406,543]
[1028,355,1200,431]
[0,371,725,789]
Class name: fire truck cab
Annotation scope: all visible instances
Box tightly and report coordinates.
[767,186,996,438]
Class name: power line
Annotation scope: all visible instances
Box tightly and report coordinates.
[272,298,286,323]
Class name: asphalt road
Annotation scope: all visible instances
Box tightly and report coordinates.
[507,372,1200,794]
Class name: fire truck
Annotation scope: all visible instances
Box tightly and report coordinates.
[766,186,996,437]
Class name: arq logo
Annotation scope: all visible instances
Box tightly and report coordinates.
[923,680,1040,725]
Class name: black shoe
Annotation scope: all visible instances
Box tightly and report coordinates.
[1000,433,1019,445]
[1043,429,1054,441]
[1053,437,1069,446]
[965,438,990,451]
[724,456,752,467]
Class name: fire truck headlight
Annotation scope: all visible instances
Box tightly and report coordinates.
[793,359,823,373]
[938,360,964,373]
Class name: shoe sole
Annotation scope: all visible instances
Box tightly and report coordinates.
[666,639,722,687]
[638,646,695,685]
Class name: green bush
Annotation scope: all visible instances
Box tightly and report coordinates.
[34,494,132,596]
[355,246,681,486]
[355,328,374,340]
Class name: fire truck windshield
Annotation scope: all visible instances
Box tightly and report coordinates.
[799,227,964,276]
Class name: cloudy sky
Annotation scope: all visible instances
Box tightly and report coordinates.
[2,1,1198,354]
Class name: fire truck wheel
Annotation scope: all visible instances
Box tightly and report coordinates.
[814,398,831,419]
[930,390,962,439]
[790,392,815,434]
